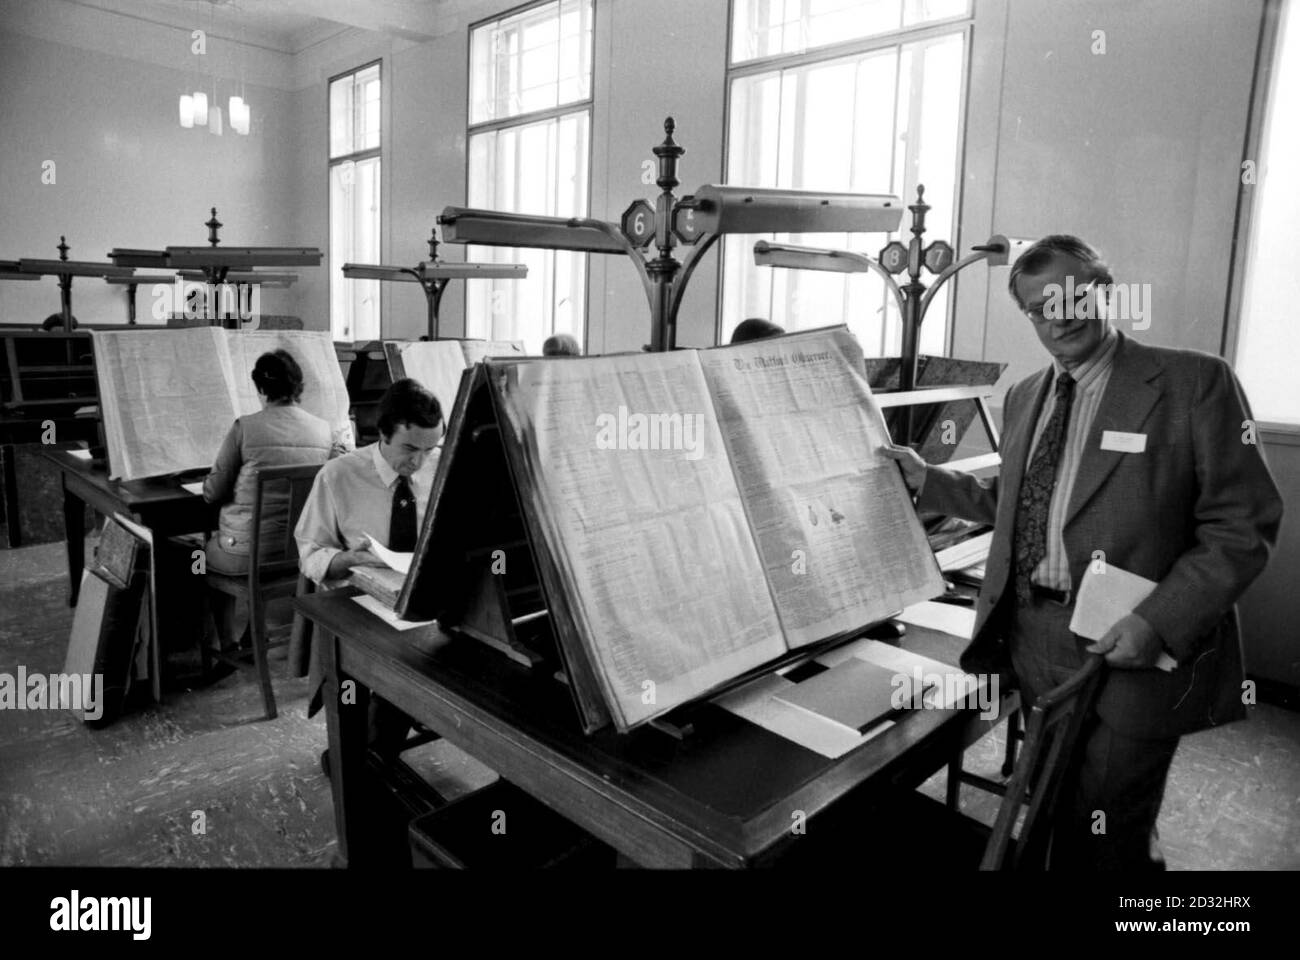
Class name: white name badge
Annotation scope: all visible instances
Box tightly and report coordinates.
[1101,430,1147,453]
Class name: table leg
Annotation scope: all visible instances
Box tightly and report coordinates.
[62,475,85,606]
[322,629,372,867]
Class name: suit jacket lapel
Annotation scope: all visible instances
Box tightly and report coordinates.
[998,366,1052,515]
[1065,332,1163,525]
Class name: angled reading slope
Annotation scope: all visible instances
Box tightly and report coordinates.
[399,326,945,734]
[382,338,524,418]
[92,328,351,480]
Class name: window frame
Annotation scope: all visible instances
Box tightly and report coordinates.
[463,0,597,350]
[1223,0,1299,441]
[327,59,383,344]
[718,0,974,351]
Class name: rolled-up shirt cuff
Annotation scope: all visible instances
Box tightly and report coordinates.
[302,546,340,585]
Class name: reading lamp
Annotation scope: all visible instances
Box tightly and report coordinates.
[753,194,1034,441]
[440,118,903,352]
[9,237,134,332]
[343,228,528,340]
[107,208,323,328]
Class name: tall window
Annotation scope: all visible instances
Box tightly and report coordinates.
[723,0,970,355]
[329,62,381,343]
[1233,0,1300,426]
[467,0,593,354]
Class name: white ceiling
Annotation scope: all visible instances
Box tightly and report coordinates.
[70,0,450,53]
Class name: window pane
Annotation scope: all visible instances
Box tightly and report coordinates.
[467,110,589,353]
[722,32,965,355]
[1236,1,1300,424]
[470,0,593,124]
[329,76,351,158]
[329,160,381,342]
[732,0,969,63]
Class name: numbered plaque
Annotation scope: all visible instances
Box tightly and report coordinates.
[672,201,704,245]
[879,241,908,275]
[923,240,954,274]
[621,200,656,248]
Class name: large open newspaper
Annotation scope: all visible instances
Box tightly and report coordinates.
[93,328,351,481]
[492,326,945,730]
[383,339,524,417]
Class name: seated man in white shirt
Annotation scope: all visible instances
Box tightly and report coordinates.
[295,377,443,757]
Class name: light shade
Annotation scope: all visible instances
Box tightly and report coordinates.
[209,104,223,136]
[229,96,250,135]
[193,91,208,126]
[179,94,194,128]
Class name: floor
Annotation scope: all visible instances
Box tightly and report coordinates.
[2,538,1299,869]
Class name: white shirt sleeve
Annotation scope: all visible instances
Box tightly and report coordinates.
[295,467,342,584]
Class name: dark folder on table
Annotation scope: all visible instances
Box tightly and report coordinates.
[773,658,935,735]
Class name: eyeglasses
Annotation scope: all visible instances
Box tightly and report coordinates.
[1022,280,1098,325]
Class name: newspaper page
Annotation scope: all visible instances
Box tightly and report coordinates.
[698,326,945,648]
[384,339,522,418]
[494,351,787,730]
[92,327,240,480]
[227,330,352,446]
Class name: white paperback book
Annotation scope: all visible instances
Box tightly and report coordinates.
[1069,563,1177,671]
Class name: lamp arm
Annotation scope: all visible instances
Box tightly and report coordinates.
[917,251,990,321]
[667,233,720,324]
[565,216,655,303]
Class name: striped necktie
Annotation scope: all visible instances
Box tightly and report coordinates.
[1013,371,1075,603]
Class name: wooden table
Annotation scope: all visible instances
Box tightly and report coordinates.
[297,589,1013,868]
[43,449,215,606]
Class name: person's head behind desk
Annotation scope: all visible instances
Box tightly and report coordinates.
[730,318,784,344]
[542,333,581,356]
[41,313,77,331]
[377,378,444,477]
[251,349,305,406]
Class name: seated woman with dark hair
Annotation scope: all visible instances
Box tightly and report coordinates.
[201,349,333,576]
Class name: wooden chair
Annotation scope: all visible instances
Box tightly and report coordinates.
[775,655,1104,871]
[946,702,1022,808]
[203,463,323,720]
[889,654,1106,870]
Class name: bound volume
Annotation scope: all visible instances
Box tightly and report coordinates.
[400,326,945,733]
[92,328,352,481]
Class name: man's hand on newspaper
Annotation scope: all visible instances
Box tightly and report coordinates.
[878,443,928,495]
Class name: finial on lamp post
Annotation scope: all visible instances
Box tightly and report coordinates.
[57,236,69,261]
[909,184,929,240]
[206,207,223,247]
[427,228,439,262]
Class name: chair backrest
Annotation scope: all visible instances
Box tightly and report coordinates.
[246,462,324,591]
[980,654,1105,870]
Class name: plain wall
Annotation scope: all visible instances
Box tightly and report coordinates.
[0,4,300,325]
[954,0,1265,391]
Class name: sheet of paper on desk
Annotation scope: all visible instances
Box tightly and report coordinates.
[1070,564,1177,671]
[896,600,977,639]
[180,481,204,497]
[68,449,93,462]
[363,532,412,575]
[352,593,434,630]
[934,531,992,573]
[716,641,980,758]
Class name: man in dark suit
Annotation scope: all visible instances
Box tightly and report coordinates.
[882,235,1283,870]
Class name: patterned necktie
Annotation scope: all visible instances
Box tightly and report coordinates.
[1013,371,1075,603]
[389,475,417,552]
